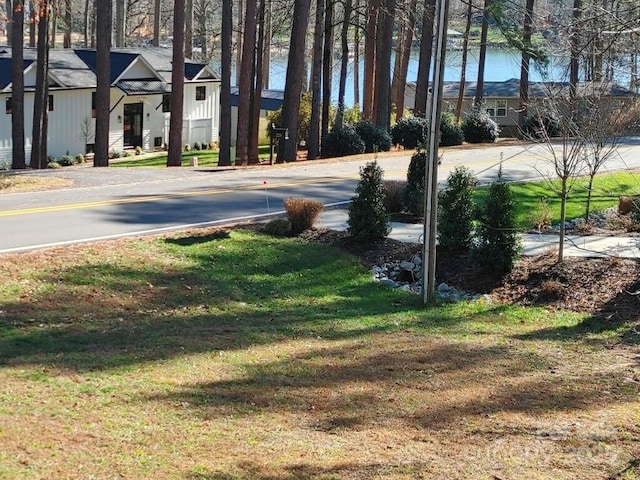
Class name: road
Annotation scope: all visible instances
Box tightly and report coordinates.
[2,138,640,253]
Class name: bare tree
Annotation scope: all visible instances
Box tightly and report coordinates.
[475,0,492,105]
[63,0,71,47]
[335,0,353,128]
[518,0,535,127]
[31,0,51,170]
[167,0,185,167]
[455,0,473,122]
[94,0,111,167]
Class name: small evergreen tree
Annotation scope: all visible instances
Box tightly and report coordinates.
[462,106,500,143]
[404,151,427,217]
[474,167,521,273]
[390,116,428,149]
[437,166,477,250]
[439,113,465,146]
[348,161,391,242]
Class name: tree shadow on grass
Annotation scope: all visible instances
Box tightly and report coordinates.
[0,230,431,372]
[146,338,638,431]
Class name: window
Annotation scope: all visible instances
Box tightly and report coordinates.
[162,94,171,112]
[91,92,96,118]
[5,97,11,115]
[48,95,54,111]
[195,85,206,101]
[486,100,508,118]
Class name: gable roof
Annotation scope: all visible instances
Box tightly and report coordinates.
[230,86,284,111]
[74,49,140,84]
[0,56,35,90]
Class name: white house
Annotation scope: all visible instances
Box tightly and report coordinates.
[0,47,220,167]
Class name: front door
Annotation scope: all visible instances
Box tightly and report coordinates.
[123,103,143,148]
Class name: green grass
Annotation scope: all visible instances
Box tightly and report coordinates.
[474,170,640,229]
[0,229,637,479]
[111,146,273,168]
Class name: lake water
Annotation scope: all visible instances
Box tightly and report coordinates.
[261,48,634,106]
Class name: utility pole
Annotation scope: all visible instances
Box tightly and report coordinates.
[422,0,450,305]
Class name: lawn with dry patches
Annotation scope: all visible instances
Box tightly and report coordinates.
[0,229,638,479]
[0,173,73,193]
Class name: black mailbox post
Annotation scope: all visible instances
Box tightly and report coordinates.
[269,124,288,165]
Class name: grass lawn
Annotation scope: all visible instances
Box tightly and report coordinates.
[0,228,638,479]
[474,170,640,229]
[112,146,273,168]
[0,173,73,193]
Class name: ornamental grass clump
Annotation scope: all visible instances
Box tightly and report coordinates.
[348,161,391,242]
[284,197,324,235]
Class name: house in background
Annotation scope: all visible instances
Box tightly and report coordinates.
[229,86,284,146]
[404,79,638,136]
[0,47,220,168]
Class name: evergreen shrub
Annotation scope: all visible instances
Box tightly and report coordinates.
[348,161,391,242]
[391,116,428,149]
[354,119,392,153]
[322,124,365,158]
[437,166,477,249]
[462,108,500,143]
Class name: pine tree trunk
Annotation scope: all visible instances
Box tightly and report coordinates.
[11,0,26,169]
[218,0,233,166]
[94,0,112,167]
[373,0,395,130]
[391,0,416,122]
[307,0,324,160]
[455,0,473,122]
[475,0,492,106]
[235,0,257,166]
[414,0,435,118]
[32,0,51,170]
[167,0,186,167]
[518,0,534,127]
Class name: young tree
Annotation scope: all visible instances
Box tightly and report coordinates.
[10,0,26,169]
[437,166,477,250]
[167,0,185,167]
[348,161,391,242]
[94,0,111,167]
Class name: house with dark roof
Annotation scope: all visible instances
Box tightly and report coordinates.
[0,47,220,167]
[404,79,638,136]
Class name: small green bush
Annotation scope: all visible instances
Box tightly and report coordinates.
[262,218,291,237]
[354,119,392,153]
[403,151,427,217]
[284,197,324,235]
[75,154,85,164]
[58,155,75,166]
[474,168,521,273]
[108,149,122,159]
[390,116,428,149]
[321,124,365,158]
[134,146,143,155]
[193,142,202,151]
[462,108,500,143]
[439,113,464,146]
[47,161,61,169]
[348,161,391,242]
[184,144,191,152]
[437,166,477,250]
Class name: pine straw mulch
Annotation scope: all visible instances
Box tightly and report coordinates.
[299,227,640,324]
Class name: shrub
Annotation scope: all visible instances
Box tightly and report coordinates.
[382,180,406,214]
[184,144,191,152]
[58,155,75,166]
[354,119,392,153]
[437,165,477,250]
[47,161,61,169]
[462,108,500,143]
[439,113,464,146]
[473,168,521,273]
[108,149,122,159]
[347,161,391,242]
[390,116,428,149]
[134,146,143,155]
[193,142,202,151]
[529,197,552,230]
[284,197,324,235]
[321,124,365,158]
[75,154,85,164]
[403,151,427,217]
[523,110,561,139]
[268,92,315,146]
[262,218,291,237]
[209,141,218,150]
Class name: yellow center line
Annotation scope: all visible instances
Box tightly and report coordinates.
[0,175,360,218]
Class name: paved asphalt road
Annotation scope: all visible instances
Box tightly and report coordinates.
[2,138,640,253]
